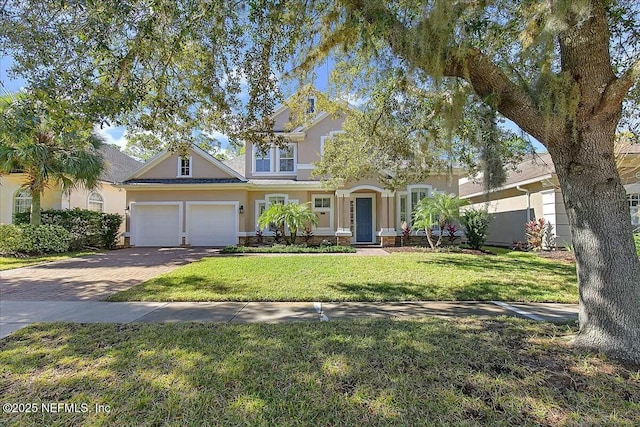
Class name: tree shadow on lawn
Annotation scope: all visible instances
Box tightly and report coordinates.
[448,280,577,302]
[327,279,576,303]
[418,254,577,280]
[326,281,441,301]
[1,319,638,426]
[108,275,241,301]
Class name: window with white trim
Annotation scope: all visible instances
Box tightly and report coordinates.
[256,194,288,233]
[279,145,295,172]
[14,189,31,215]
[406,185,432,229]
[629,193,639,226]
[255,148,271,173]
[178,156,192,177]
[253,144,297,174]
[410,187,430,213]
[88,192,104,212]
[320,131,344,158]
[312,194,333,231]
[399,195,407,224]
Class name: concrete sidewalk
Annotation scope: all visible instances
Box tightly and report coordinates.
[0,300,578,339]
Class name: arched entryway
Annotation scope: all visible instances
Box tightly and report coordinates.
[335,185,396,246]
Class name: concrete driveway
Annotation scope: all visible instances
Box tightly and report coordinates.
[0,247,217,301]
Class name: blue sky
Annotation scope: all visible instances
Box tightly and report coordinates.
[1,54,543,152]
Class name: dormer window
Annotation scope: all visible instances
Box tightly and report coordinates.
[307,97,315,114]
[178,156,192,177]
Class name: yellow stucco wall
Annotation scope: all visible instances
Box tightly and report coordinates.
[0,175,63,224]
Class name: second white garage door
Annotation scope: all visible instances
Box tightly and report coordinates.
[186,203,238,247]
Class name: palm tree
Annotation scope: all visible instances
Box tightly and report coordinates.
[412,193,467,249]
[0,94,104,225]
[258,202,318,245]
[281,202,318,244]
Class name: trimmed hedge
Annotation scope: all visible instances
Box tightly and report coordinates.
[220,244,356,254]
[14,208,123,250]
[0,224,71,255]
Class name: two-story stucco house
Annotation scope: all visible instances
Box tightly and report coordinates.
[120,99,462,247]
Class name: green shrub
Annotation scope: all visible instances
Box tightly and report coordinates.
[634,233,640,256]
[460,208,492,250]
[0,225,23,254]
[14,208,122,250]
[101,214,124,249]
[0,224,71,255]
[221,244,356,254]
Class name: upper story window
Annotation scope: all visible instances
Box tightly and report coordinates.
[252,143,297,174]
[14,189,31,216]
[178,156,192,177]
[320,131,343,159]
[307,97,315,114]
[279,146,295,172]
[629,193,639,226]
[88,192,104,212]
[255,149,271,173]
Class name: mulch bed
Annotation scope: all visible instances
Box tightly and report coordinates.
[536,250,577,264]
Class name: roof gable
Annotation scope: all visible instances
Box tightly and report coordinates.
[126,145,246,181]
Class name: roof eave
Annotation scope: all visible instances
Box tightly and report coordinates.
[460,174,555,199]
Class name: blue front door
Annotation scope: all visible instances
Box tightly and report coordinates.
[356,197,373,242]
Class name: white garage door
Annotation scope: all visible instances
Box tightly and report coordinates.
[187,204,237,247]
[132,204,181,247]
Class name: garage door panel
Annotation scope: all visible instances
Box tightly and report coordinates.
[133,204,181,247]
[187,204,237,247]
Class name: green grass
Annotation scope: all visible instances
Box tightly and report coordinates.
[0,251,97,271]
[108,251,578,303]
[1,319,638,426]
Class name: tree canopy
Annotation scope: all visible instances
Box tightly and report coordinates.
[0,93,104,225]
[2,0,640,361]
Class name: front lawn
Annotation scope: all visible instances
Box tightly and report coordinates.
[108,251,578,303]
[0,251,96,271]
[1,319,638,426]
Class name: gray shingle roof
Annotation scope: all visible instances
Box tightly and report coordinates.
[99,144,142,183]
[459,143,640,198]
[222,155,246,177]
[459,153,554,197]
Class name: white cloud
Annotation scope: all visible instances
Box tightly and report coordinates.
[340,91,368,108]
[93,125,128,149]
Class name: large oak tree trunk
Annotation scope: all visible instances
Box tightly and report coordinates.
[549,122,640,364]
